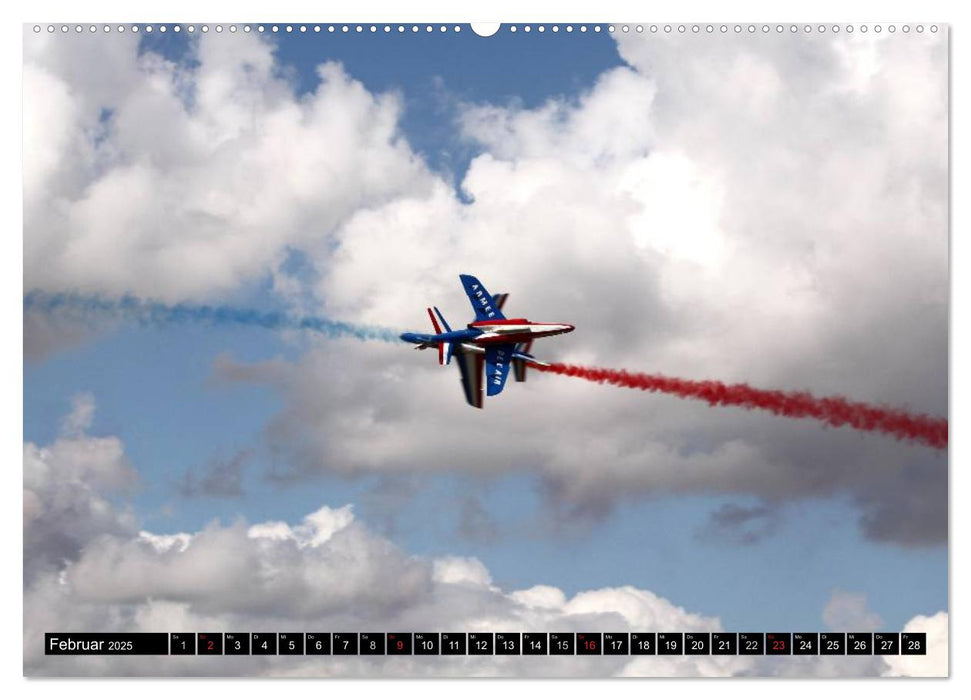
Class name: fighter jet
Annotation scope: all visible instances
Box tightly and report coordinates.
[400,274,574,408]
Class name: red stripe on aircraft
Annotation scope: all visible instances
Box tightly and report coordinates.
[427,307,442,334]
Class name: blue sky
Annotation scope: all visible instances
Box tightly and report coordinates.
[140,26,624,189]
[23,25,947,637]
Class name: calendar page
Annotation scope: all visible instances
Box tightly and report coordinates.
[23,20,948,678]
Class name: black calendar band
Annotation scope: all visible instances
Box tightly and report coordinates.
[44,631,927,656]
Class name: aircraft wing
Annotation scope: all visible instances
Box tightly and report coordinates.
[454,346,485,408]
[485,344,515,397]
[459,274,506,322]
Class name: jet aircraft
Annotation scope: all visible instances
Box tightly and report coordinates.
[400,274,574,408]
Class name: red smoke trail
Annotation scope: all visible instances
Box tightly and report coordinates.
[535,363,947,450]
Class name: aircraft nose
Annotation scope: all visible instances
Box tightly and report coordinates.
[563,324,575,333]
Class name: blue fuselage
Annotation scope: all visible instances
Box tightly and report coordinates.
[400,328,483,345]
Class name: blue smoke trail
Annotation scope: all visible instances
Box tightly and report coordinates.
[24,290,405,344]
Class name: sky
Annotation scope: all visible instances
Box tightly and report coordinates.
[22,22,948,677]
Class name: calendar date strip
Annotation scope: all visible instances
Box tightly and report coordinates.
[45,631,927,656]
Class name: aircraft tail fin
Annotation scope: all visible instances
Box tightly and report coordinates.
[426,307,455,366]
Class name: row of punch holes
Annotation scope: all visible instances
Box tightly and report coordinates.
[33,24,939,35]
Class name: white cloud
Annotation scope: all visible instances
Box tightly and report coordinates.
[23,29,435,302]
[822,589,884,632]
[25,445,747,676]
[59,392,95,436]
[509,585,566,610]
[432,557,493,587]
[458,66,656,166]
[139,531,192,553]
[882,612,948,677]
[27,499,947,678]
[297,504,356,546]
[32,504,752,677]
[243,505,356,547]
[24,394,137,581]
[619,150,726,267]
